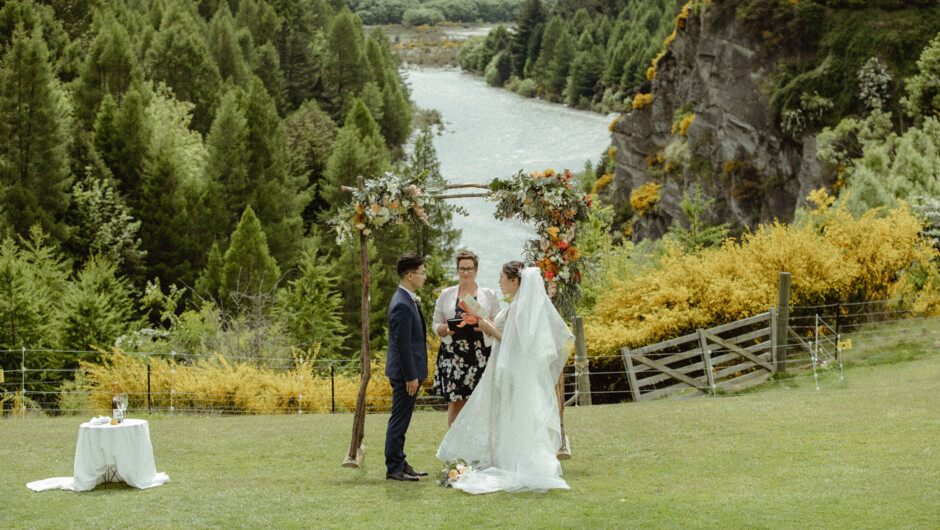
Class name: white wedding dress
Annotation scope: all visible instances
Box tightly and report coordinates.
[437,267,575,494]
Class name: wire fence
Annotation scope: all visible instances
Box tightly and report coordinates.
[1,297,938,416]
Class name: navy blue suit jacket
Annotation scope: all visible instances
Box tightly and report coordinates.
[385,287,428,382]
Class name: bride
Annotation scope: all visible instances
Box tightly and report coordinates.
[436,262,574,494]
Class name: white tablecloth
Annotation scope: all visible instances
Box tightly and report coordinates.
[27,419,170,492]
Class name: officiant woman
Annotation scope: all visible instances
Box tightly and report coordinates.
[432,250,502,425]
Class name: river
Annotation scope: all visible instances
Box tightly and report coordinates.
[404,67,616,292]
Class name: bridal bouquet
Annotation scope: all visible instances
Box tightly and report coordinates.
[489,169,593,317]
[438,459,478,487]
[329,171,432,244]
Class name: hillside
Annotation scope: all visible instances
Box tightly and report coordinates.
[609,0,940,240]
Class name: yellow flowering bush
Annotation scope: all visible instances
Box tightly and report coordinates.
[72,346,441,414]
[608,116,623,132]
[591,173,614,194]
[630,182,662,215]
[632,93,653,109]
[584,193,940,356]
[677,114,696,135]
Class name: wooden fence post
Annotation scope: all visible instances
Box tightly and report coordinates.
[774,272,791,374]
[697,329,716,395]
[556,373,571,459]
[621,346,641,402]
[344,177,371,468]
[573,316,592,406]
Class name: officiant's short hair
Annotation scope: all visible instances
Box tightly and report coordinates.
[397,253,425,278]
[455,250,478,268]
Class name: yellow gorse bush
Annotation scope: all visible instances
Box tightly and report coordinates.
[630,182,662,215]
[632,93,653,109]
[591,173,614,194]
[74,342,441,414]
[585,193,940,356]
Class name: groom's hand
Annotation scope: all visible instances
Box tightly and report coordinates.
[406,379,419,396]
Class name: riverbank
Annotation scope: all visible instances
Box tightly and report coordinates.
[382,23,497,67]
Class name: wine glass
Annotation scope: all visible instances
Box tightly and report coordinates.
[118,393,128,420]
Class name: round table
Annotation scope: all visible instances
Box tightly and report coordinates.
[71,418,168,491]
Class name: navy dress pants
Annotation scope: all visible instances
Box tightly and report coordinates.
[385,378,418,474]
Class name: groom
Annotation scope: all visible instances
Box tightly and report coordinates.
[385,253,430,481]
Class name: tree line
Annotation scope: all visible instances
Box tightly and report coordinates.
[453,0,684,111]
[0,0,460,399]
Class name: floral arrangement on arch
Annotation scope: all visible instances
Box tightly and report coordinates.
[328,171,432,244]
[489,168,593,318]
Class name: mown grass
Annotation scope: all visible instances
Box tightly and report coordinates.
[2,351,938,528]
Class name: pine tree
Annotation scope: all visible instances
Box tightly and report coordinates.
[243,77,307,269]
[511,0,545,78]
[565,44,605,107]
[533,16,563,91]
[0,25,72,242]
[320,99,389,210]
[111,88,150,209]
[275,242,348,358]
[207,2,251,88]
[204,87,250,240]
[60,255,135,355]
[274,0,331,112]
[284,99,338,219]
[250,40,287,115]
[380,79,411,146]
[322,9,373,116]
[221,205,281,301]
[145,1,222,133]
[0,227,68,351]
[545,27,576,99]
[195,240,224,301]
[137,84,206,286]
[72,9,143,128]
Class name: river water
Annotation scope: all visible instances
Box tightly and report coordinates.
[404,67,615,292]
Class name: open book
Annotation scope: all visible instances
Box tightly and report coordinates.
[446,295,491,339]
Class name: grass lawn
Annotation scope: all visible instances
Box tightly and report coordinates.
[2,352,938,528]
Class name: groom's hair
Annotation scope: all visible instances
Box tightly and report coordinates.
[397,253,425,278]
[502,261,524,282]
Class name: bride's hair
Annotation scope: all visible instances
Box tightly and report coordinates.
[502,261,524,283]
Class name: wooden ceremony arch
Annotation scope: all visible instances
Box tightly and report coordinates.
[337,173,588,468]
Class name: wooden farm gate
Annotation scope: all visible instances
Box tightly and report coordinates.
[621,309,786,401]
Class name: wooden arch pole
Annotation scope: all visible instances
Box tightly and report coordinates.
[343,177,371,467]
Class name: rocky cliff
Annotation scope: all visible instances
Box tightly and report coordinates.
[610,2,828,241]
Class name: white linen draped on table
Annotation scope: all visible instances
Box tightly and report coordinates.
[27,419,170,492]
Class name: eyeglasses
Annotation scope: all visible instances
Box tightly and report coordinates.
[457,267,477,273]
[412,270,426,276]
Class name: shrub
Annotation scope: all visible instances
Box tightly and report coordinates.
[632,92,653,109]
[584,193,940,356]
[70,346,441,415]
[514,77,538,98]
[630,182,662,215]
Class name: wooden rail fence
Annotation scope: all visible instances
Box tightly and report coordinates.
[621,309,783,402]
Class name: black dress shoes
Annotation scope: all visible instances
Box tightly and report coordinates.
[403,464,429,477]
[386,470,419,482]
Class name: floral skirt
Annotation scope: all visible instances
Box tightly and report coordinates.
[432,334,491,402]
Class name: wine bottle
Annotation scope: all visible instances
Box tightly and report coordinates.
[112,382,124,424]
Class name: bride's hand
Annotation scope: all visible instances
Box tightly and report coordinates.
[476,318,497,338]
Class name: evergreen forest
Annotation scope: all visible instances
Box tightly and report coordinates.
[0,0,462,395]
